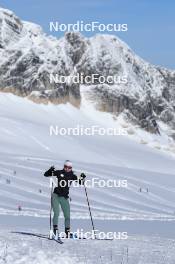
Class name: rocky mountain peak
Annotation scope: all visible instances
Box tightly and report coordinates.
[0,7,175,137]
[0,8,23,47]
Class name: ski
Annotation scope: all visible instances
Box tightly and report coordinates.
[13,231,112,243]
[94,238,113,241]
[12,231,64,244]
[60,232,87,240]
[60,232,113,241]
[61,236,87,240]
[50,237,64,244]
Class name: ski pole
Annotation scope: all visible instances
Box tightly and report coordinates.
[84,184,96,239]
[49,177,54,239]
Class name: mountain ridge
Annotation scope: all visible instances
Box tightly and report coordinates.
[0,7,175,137]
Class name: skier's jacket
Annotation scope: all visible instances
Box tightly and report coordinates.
[44,167,83,198]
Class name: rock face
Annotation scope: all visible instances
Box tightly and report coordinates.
[0,8,81,106]
[0,7,175,134]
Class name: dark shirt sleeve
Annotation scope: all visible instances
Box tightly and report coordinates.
[44,168,59,177]
[71,173,78,181]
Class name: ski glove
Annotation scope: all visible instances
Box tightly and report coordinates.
[50,166,55,171]
[79,173,86,184]
[80,173,86,179]
[44,166,55,177]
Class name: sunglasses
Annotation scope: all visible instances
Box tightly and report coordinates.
[64,165,72,170]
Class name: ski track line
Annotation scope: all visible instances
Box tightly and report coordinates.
[82,183,175,214]
[70,187,174,216]
[29,135,52,152]
[84,167,175,194]
[11,156,59,163]
[9,154,175,193]
[1,183,49,205]
[70,166,175,212]
[71,188,174,215]
[1,164,174,216]
[74,168,175,208]
[79,161,175,179]
[0,189,43,204]
[0,169,49,189]
[1,157,175,218]
[2,172,174,215]
[0,160,42,172]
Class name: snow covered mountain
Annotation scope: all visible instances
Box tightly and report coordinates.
[0,7,175,138]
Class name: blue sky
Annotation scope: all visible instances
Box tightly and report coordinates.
[0,0,174,69]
